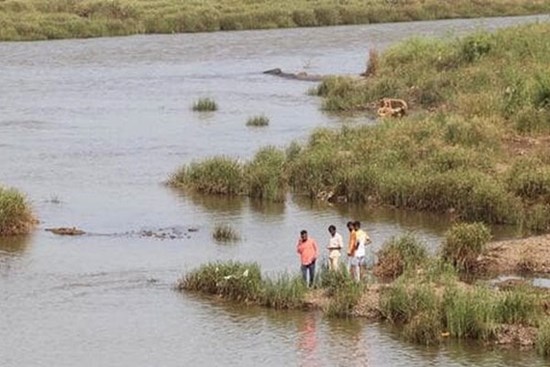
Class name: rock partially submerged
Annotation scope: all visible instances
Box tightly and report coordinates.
[45,227,85,236]
[263,68,324,82]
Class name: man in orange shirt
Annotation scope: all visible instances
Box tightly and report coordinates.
[346,221,359,281]
[297,230,319,287]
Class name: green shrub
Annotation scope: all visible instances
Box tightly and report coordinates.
[460,32,494,62]
[375,234,427,279]
[0,186,35,236]
[170,157,244,195]
[441,222,491,272]
[192,97,217,112]
[244,147,286,201]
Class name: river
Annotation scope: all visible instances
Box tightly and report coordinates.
[1,15,549,367]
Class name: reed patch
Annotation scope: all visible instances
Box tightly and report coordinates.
[246,115,269,127]
[192,98,218,112]
[0,186,35,236]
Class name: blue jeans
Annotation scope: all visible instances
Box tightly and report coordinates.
[301,260,316,287]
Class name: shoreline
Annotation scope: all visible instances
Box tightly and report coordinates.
[1,1,550,42]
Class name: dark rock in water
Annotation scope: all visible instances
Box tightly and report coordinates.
[188,227,199,232]
[45,227,85,236]
[263,68,324,82]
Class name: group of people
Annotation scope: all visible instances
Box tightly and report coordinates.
[296,221,374,287]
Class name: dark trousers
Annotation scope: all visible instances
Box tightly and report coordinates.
[301,260,316,287]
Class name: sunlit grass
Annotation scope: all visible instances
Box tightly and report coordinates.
[1,0,550,41]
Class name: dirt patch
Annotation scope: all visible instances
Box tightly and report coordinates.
[495,324,537,348]
[303,285,382,320]
[503,135,550,158]
[352,284,383,319]
[477,234,550,274]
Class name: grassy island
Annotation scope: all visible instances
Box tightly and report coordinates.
[1,0,550,41]
[0,186,35,236]
[179,227,550,354]
[172,22,550,233]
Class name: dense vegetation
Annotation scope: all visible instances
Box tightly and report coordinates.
[180,234,550,355]
[0,186,34,236]
[173,23,550,233]
[1,0,550,41]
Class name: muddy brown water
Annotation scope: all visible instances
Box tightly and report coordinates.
[1,15,549,367]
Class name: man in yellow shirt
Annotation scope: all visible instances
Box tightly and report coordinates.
[346,221,358,279]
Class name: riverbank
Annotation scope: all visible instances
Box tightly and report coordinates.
[1,0,550,41]
[172,22,550,233]
[177,227,550,353]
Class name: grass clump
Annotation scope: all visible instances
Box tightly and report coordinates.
[375,234,428,279]
[212,223,240,242]
[261,274,307,309]
[179,261,307,309]
[536,319,550,357]
[244,147,287,201]
[192,98,217,112]
[0,186,35,236]
[179,261,262,302]
[2,0,550,41]
[318,266,365,318]
[441,222,491,272]
[246,115,269,127]
[170,156,244,195]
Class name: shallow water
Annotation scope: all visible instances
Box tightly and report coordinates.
[1,15,549,367]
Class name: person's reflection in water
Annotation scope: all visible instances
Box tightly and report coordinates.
[297,313,320,367]
[326,318,369,367]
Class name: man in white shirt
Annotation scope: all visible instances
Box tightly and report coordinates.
[327,225,343,271]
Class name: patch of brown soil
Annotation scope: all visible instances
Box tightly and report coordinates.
[303,285,383,320]
[352,284,383,319]
[477,235,550,274]
[503,135,550,158]
[495,324,537,348]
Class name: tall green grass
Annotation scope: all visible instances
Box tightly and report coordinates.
[376,234,428,279]
[170,147,287,201]
[380,264,544,345]
[2,0,550,41]
[0,186,34,236]
[179,261,307,309]
[536,319,550,357]
[318,265,365,318]
[441,222,491,272]
[173,24,550,232]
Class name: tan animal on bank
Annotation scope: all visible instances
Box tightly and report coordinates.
[377,98,408,117]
